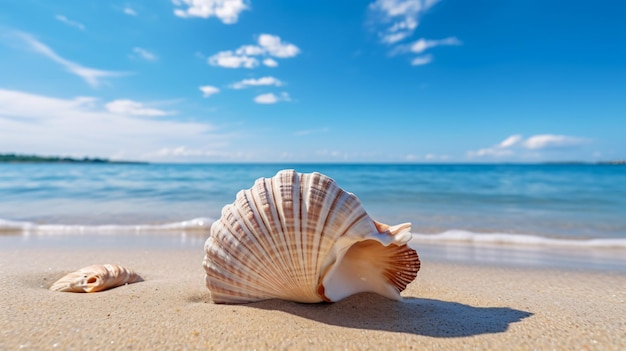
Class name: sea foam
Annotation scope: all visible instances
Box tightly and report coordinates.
[410,230,626,249]
[2,217,626,249]
[0,217,213,235]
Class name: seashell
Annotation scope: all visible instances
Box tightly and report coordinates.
[50,264,143,293]
[203,169,420,304]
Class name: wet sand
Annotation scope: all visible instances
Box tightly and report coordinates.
[1,237,625,350]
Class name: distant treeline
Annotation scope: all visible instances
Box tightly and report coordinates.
[544,160,626,165]
[0,153,146,164]
[598,160,626,165]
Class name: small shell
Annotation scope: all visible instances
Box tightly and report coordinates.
[50,264,143,293]
[203,169,420,304]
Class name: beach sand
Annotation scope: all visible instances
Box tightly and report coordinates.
[1,238,625,350]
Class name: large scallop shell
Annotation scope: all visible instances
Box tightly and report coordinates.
[203,169,420,304]
[49,264,143,293]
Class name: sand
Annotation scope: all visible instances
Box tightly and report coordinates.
[1,238,625,350]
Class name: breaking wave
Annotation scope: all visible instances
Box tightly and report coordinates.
[2,218,625,249]
[0,218,213,235]
[410,230,626,249]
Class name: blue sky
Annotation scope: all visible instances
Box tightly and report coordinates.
[0,0,624,163]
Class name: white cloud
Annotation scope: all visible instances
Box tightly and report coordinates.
[0,89,223,161]
[257,34,300,58]
[253,92,290,104]
[230,76,283,89]
[254,93,278,104]
[172,0,249,24]
[468,134,590,158]
[369,0,440,44]
[467,134,523,158]
[15,32,128,88]
[208,34,300,69]
[235,45,265,56]
[208,51,258,68]
[55,15,85,30]
[411,54,432,66]
[132,47,158,61]
[199,85,220,97]
[523,134,588,149]
[263,58,278,67]
[105,99,171,116]
[498,134,523,148]
[123,7,137,16]
[410,37,461,54]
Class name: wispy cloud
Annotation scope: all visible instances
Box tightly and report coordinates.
[153,146,251,160]
[199,85,220,97]
[467,134,523,158]
[55,15,85,30]
[253,92,290,104]
[294,128,329,136]
[408,37,461,54]
[369,1,460,66]
[14,32,128,88]
[405,153,450,161]
[172,0,249,24]
[369,0,440,44]
[0,88,226,161]
[394,36,462,65]
[123,7,137,16]
[425,153,450,161]
[230,76,283,89]
[468,134,590,158]
[132,47,158,61]
[467,147,514,158]
[498,134,524,148]
[105,99,172,116]
[313,149,385,161]
[411,54,432,66]
[208,34,300,69]
[523,134,589,149]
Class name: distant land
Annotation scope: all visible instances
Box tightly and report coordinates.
[543,160,626,165]
[0,153,148,164]
[0,153,624,165]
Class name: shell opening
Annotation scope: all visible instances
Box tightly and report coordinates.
[318,221,419,302]
[319,240,403,302]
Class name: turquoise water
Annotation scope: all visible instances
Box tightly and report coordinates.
[1,163,625,242]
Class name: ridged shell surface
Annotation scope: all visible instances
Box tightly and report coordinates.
[203,169,420,304]
[49,264,143,293]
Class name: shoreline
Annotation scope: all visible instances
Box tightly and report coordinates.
[3,232,626,273]
[2,241,624,350]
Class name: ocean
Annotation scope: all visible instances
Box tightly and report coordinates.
[2,163,625,271]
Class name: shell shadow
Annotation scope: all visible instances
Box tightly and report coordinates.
[248,293,533,338]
